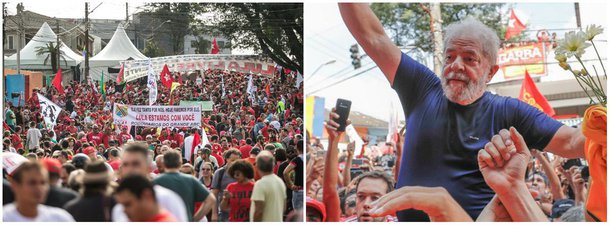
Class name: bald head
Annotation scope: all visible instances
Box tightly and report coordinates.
[256,150,275,173]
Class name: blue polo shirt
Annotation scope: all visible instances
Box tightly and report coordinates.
[393,53,563,221]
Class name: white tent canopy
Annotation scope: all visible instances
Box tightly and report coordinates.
[88,23,147,81]
[5,22,84,70]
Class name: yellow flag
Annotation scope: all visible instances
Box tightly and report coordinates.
[171,82,181,93]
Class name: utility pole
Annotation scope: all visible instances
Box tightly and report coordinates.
[84,2,89,81]
[16,3,23,75]
[421,3,444,75]
[125,2,128,22]
[56,18,60,73]
[574,3,581,30]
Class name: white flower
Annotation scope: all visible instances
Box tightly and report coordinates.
[554,53,567,63]
[555,31,591,58]
[584,24,603,41]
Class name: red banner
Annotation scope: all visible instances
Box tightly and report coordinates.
[497,43,546,79]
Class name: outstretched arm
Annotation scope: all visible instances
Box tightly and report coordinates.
[338,3,402,84]
[323,109,347,222]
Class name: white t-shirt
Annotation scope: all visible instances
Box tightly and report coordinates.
[249,174,287,222]
[26,128,42,150]
[112,185,188,222]
[3,203,75,222]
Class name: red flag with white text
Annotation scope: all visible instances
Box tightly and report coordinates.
[519,70,555,116]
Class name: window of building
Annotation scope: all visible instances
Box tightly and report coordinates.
[7,35,15,50]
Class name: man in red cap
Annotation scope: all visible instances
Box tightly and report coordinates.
[239,139,253,159]
[211,144,225,167]
[118,126,133,146]
[40,158,79,208]
[83,146,98,160]
[306,197,326,222]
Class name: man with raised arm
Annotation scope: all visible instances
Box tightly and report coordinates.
[339,3,585,221]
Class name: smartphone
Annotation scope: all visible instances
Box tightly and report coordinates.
[563,159,582,170]
[581,166,590,182]
[334,98,352,132]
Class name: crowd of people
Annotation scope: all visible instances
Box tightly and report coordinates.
[306,111,593,222]
[3,66,305,222]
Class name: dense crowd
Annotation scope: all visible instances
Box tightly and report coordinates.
[3,67,304,222]
[305,112,592,222]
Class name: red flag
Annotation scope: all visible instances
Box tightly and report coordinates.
[160,64,173,89]
[190,130,201,163]
[116,63,124,84]
[52,68,64,95]
[265,84,271,97]
[3,121,11,132]
[519,70,555,116]
[211,38,220,54]
[505,9,526,40]
[177,72,183,84]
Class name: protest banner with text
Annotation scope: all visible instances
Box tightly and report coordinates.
[113,103,202,128]
[122,54,277,82]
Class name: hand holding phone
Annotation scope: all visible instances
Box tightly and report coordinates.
[334,99,352,132]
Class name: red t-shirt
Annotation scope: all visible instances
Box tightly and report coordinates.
[87,132,105,146]
[226,182,255,222]
[11,134,23,150]
[212,153,224,167]
[239,145,252,159]
[107,159,121,171]
[119,132,132,145]
[169,134,184,148]
[143,210,177,222]
[66,125,78,134]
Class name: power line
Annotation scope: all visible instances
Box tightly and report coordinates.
[308,64,379,95]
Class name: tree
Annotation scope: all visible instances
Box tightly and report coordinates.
[192,37,210,54]
[35,42,68,73]
[204,3,303,73]
[143,39,165,58]
[143,3,206,55]
[371,3,507,53]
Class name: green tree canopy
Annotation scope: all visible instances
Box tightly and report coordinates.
[204,3,303,73]
[371,3,510,53]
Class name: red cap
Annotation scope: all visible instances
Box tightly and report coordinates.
[83,146,97,155]
[306,197,326,222]
[40,158,62,174]
[212,143,222,153]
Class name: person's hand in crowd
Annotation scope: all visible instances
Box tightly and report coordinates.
[569,165,587,205]
[481,129,515,169]
[367,186,472,222]
[478,127,530,192]
[476,195,512,222]
[478,127,547,221]
[223,191,232,200]
[347,141,355,158]
[324,107,350,141]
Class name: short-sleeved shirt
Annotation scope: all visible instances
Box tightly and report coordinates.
[212,167,237,213]
[3,203,75,222]
[249,174,286,222]
[153,172,210,221]
[289,155,304,187]
[393,53,563,221]
[5,109,16,125]
[226,181,255,222]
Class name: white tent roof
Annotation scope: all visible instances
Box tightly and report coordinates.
[5,22,83,70]
[89,23,147,80]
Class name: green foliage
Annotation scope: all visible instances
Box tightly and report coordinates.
[35,42,68,73]
[204,3,303,73]
[143,3,207,54]
[370,3,508,52]
[143,39,165,58]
